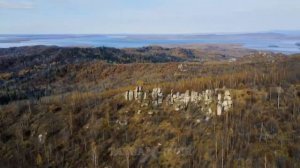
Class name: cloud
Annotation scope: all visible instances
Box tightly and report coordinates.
[0,0,34,9]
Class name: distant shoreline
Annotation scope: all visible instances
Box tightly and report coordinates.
[0,33,300,54]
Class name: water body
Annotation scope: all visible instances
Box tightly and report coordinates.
[0,33,300,54]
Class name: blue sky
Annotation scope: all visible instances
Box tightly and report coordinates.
[0,0,300,34]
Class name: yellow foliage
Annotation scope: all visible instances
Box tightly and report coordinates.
[136,80,145,86]
[36,153,43,166]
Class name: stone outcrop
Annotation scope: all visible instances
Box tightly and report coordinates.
[204,89,213,105]
[134,86,143,101]
[217,93,222,116]
[116,119,128,126]
[216,90,233,115]
[167,90,204,108]
[38,132,47,144]
[124,86,162,107]
[191,91,199,102]
[178,64,187,72]
[124,86,233,116]
[124,86,144,102]
[124,91,128,100]
[152,88,163,106]
[184,90,190,106]
[222,90,233,112]
[129,91,134,101]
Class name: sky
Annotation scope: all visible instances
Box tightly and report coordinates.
[0,0,300,34]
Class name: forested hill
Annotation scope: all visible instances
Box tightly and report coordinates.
[0,45,263,71]
[0,45,300,167]
[0,46,185,71]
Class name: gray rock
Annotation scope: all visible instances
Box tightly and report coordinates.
[191,91,198,102]
[217,104,222,116]
[135,86,143,100]
[124,91,129,100]
[222,90,232,112]
[184,90,190,105]
[204,89,213,105]
[128,90,134,101]
[218,93,222,101]
[152,87,163,106]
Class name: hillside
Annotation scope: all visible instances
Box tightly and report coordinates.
[0,46,300,167]
[0,45,258,71]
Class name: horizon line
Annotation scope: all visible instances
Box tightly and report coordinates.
[1,30,300,36]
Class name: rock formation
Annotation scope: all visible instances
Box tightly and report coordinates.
[204,89,213,105]
[178,64,187,72]
[124,91,129,101]
[134,86,143,101]
[124,86,233,116]
[152,88,163,106]
[116,119,128,126]
[191,91,199,102]
[38,132,47,144]
[128,91,134,101]
[217,93,223,116]
[124,86,143,102]
[184,90,190,106]
[222,90,233,112]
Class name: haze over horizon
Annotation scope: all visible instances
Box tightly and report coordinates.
[1,0,300,34]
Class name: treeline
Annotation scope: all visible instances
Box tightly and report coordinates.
[0,46,189,72]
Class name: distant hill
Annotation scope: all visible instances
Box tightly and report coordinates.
[0,45,256,72]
